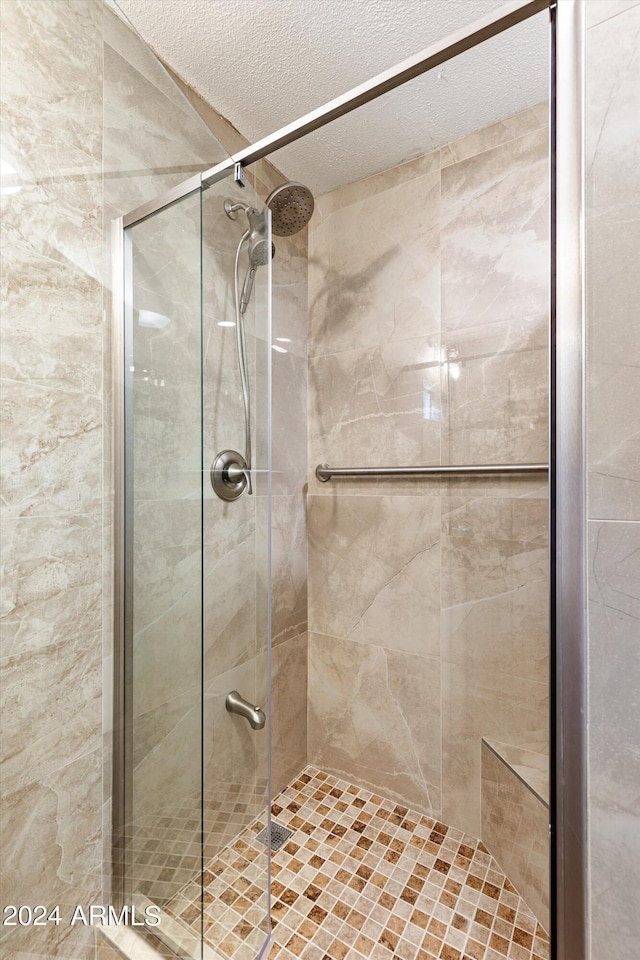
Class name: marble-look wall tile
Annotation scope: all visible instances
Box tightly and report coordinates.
[0,514,102,660]
[103,11,226,210]
[587,361,640,520]
[586,214,640,371]
[442,663,548,838]
[0,258,103,395]
[440,103,548,169]
[271,230,310,359]
[308,165,440,356]
[585,2,640,192]
[0,3,106,955]
[0,378,103,519]
[589,524,640,799]
[132,690,201,820]
[202,494,258,664]
[443,344,548,466]
[308,336,442,495]
[586,0,640,28]
[585,9,640,957]
[271,495,308,646]
[308,494,440,658]
[311,149,440,223]
[481,743,549,930]
[442,492,549,683]
[0,1,102,182]
[307,108,550,837]
[484,739,549,802]
[1,171,103,282]
[587,4,640,521]
[0,747,102,960]
[441,123,549,468]
[272,633,308,796]
[2,1,288,951]
[587,521,640,959]
[1,628,102,796]
[204,534,257,672]
[130,685,199,772]
[308,633,441,816]
[272,350,308,497]
[132,578,202,719]
[441,126,548,336]
[134,496,197,588]
[132,499,200,627]
[589,802,640,960]
[437,117,550,842]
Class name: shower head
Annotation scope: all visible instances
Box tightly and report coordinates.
[224,184,312,316]
[266,182,314,237]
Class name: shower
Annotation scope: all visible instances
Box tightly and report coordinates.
[211,182,315,502]
[93,1,591,955]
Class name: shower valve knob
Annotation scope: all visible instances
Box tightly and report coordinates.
[211,449,250,501]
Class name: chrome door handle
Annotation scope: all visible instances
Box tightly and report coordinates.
[225,690,266,730]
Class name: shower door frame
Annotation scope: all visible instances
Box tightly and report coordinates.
[112,0,586,956]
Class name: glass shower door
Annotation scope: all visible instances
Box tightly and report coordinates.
[123,188,206,958]
[120,174,272,960]
[200,176,272,960]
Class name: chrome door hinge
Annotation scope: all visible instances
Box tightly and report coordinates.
[234,162,247,188]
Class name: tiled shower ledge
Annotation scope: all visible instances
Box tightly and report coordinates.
[166,766,549,960]
[482,740,549,806]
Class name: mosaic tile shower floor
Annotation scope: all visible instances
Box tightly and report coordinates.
[126,780,268,905]
[166,766,550,960]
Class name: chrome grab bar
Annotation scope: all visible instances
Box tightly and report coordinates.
[225,690,266,730]
[316,462,549,481]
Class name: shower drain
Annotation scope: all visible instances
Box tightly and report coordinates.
[256,821,292,851]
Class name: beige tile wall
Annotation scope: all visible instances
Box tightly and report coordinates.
[0,3,105,956]
[585,3,640,957]
[0,2,257,955]
[481,742,549,930]
[307,104,550,840]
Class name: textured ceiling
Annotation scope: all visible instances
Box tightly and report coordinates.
[113,0,549,194]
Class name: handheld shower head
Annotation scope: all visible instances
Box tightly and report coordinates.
[245,208,274,266]
[239,208,274,314]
